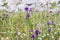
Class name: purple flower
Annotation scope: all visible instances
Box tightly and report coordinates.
[31,34,35,39]
[25,7,29,11]
[48,28,51,33]
[47,21,55,25]
[26,13,30,19]
[35,30,40,36]
[47,21,50,25]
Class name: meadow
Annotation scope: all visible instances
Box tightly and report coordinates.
[0,0,60,40]
[0,10,60,40]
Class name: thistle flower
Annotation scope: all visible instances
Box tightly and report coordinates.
[26,13,30,19]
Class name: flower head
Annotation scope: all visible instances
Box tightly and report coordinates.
[26,13,30,19]
[35,29,40,36]
[25,7,29,11]
[48,28,51,33]
[47,21,55,25]
[31,34,35,39]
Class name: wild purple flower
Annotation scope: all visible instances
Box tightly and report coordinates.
[31,34,35,39]
[47,21,50,25]
[51,21,55,25]
[35,29,40,36]
[48,28,51,33]
[26,13,30,19]
[25,7,29,11]
[47,21,55,25]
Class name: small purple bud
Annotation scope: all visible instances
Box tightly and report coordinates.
[47,21,50,25]
[51,21,54,25]
[48,28,51,33]
[26,13,30,19]
[31,34,35,39]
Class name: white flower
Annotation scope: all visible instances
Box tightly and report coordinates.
[6,37,9,39]
[43,34,46,36]
[23,33,26,36]
[52,36,54,38]
[1,37,4,40]
[58,28,60,30]
[42,35,45,38]
[47,33,49,36]
[38,37,42,40]
[17,32,20,35]
[54,32,57,34]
